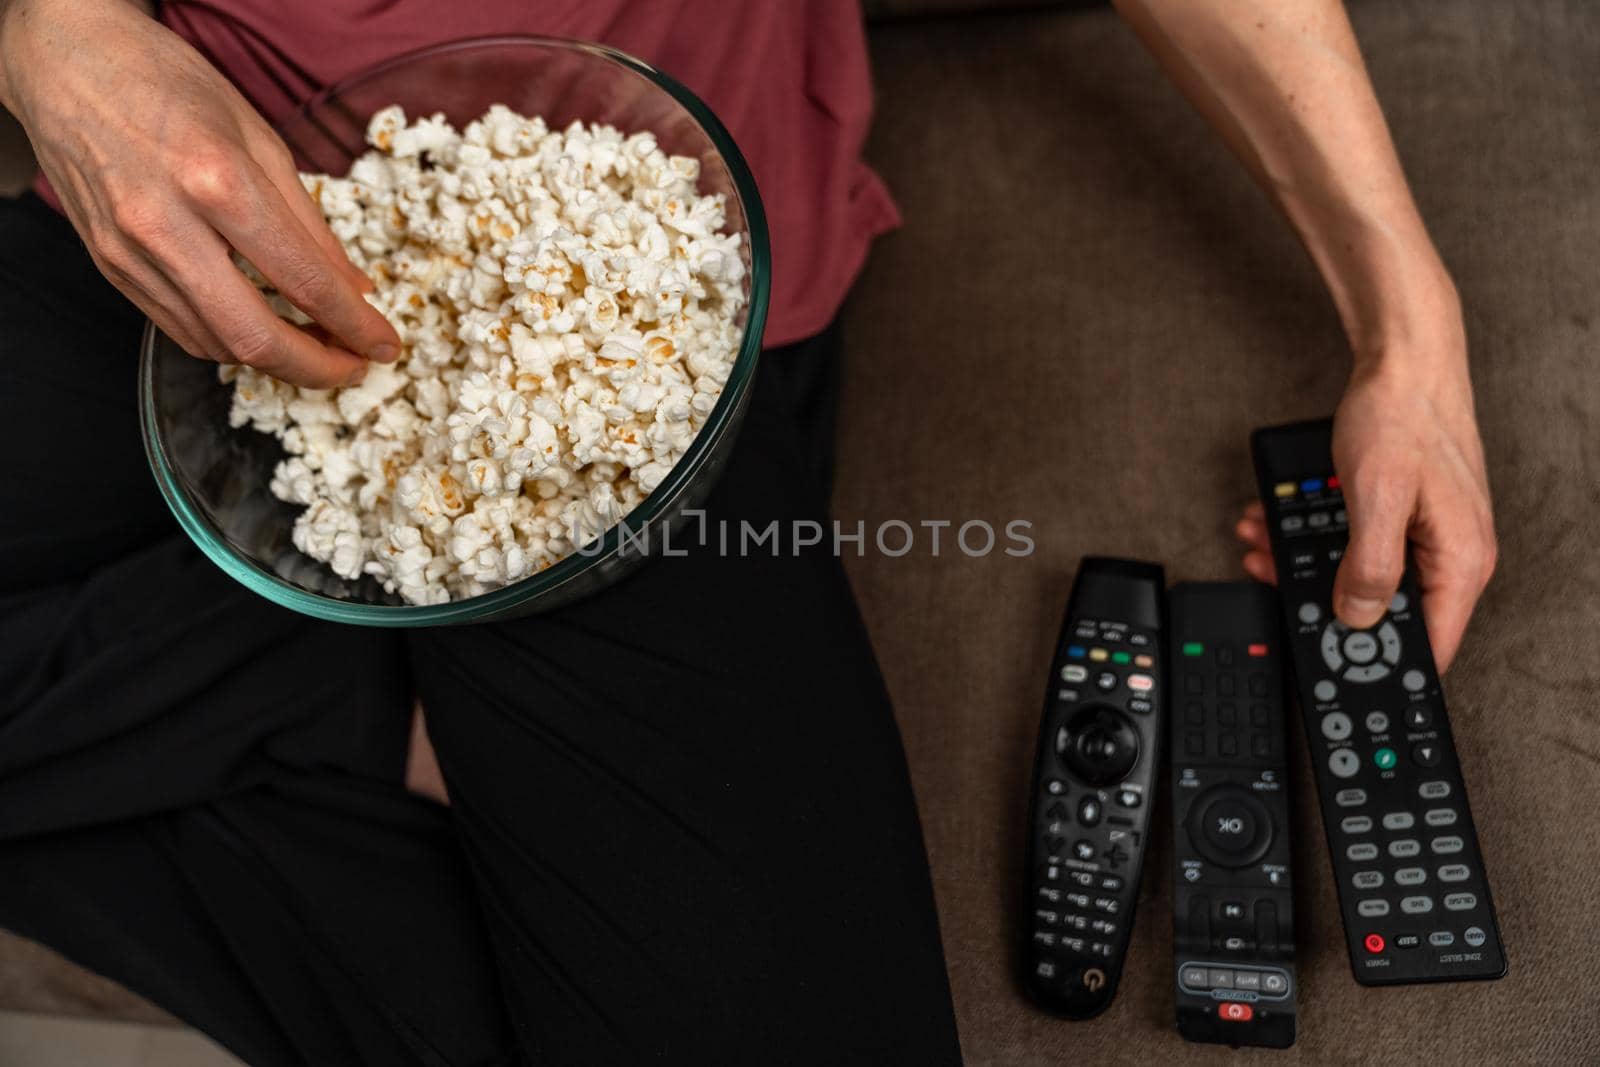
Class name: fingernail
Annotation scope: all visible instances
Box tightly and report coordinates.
[369,343,399,363]
[345,364,368,387]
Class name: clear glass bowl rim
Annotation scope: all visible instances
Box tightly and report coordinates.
[138,35,772,626]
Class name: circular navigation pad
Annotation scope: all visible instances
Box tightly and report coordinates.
[1056,705,1140,787]
[1186,786,1274,868]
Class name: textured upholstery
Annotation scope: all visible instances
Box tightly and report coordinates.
[3,2,1599,1063]
[838,0,1600,1061]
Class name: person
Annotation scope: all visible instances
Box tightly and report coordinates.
[0,0,1495,1063]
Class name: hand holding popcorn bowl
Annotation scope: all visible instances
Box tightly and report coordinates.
[139,38,770,624]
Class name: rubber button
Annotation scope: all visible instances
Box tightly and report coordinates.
[1364,933,1386,953]
[1219,1002,1253,1023]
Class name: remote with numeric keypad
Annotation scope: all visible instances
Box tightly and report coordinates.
[1252,418,1506,985]
[1022,557,1165,1019]
[1169,581,1296,1048]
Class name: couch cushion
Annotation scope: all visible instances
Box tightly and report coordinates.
[842,0,1600,1061]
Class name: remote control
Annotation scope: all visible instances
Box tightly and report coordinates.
[1022,557,1165,1019]
[1252,418,1506,985]
[1169,582,1296,1048]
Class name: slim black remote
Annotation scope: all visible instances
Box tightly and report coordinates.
[1022,557,1165,1019]
[1252,418,1506,985]
[1169,582,1296,1048]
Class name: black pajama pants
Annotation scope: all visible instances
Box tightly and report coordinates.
[0,194,962,1067]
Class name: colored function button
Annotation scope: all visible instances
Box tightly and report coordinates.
[1133,654,1153,668]
[1301,478,1323,492]
[1219,1002,1254,1023]
[1182,642,1204,657]
[1364,933,1386,953]
[1128,674,1154,692]
[1374,747,1398,770]
[1089,648,1109,662]
[1274,482,1296,498]
[1111,651,1131,665]
[1247,643,1269,657]
[1327,475,1341,489]
[1067,645,1086,659]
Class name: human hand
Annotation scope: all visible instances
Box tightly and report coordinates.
[1234,345,1496,672]
[0,0,399,387]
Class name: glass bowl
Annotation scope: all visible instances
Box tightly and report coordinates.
[139,37,770,626]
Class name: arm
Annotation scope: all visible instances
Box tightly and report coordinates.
[0,0,399,386]
[1113,0,1495,669]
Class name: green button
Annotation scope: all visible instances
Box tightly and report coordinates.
[1182,642,1204,657]
[1112,651,1131,665]
[1374,747,1398,770]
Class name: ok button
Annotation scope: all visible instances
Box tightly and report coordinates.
[1343,631,1380,665]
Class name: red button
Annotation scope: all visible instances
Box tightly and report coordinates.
[1247,643,1269,657]
[1364,933,1386,953]
[1327,475,1341,489]
[1219,1002,1254,1022]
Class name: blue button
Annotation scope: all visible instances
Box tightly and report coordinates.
[1067,645,1086,659]
[1300,478,1323,492]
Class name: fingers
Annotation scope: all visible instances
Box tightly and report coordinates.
[91,239,226,361]
[1413,490,1498,673]
[1332,467,1414,631]
[160,223,371,388]
[254,137,375,295]
[181,153,399,362]
[1232,501,1276,584]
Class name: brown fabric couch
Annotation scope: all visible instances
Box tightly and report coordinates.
[3,1,1598,1062]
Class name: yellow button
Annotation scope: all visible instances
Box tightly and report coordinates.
[1274,481,1296,498]
[1089,648,1109,662]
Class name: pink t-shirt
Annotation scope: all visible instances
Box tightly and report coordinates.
[58,1,902,346]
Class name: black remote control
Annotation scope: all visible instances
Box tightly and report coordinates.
[1022,557,1165,1019]
[1169,582,1296,1048]
[1252,418,1506,985]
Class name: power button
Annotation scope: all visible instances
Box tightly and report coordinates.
[1364,933,1386,953]
[1219,1002,1254,1022]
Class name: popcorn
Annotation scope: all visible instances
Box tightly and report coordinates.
[225,105,746,603]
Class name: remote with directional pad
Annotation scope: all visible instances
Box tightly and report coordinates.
[1169,581,1297,1047]
[1252,418,1506,985]
[1022,557,1165,1018]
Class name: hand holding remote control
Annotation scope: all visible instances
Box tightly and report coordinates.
[1252,419,1506,985]
[1235,396,1495,672]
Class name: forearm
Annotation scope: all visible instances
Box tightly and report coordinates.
[1111,0,1461,371]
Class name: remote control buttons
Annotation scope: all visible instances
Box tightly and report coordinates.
[1366,711,1391,733]
[1412,743,1442,767]
[1320,625,1345,672]
[1419,781,1451,800]
[1188,787,1274,868]
[1405,705,1435,730]
[1298,602,1321,624]
[1390,592,1409,613]
[1328,749,1361,779]
[1465,926,1487,947]
[1321,712,1353,741]
[1377,623,1403,664]
[1219,1002,1253,1023]
[1343,631,1379,664]
[1057,706,1140,787]
[1374,747,1398,771]
[1078,796,1102,827]
[1313,679,1338,703]
[1336,788,1367,807]
[1062,665,1087,683]
[1402,669,1427,692]
[1364,933,1386,953]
